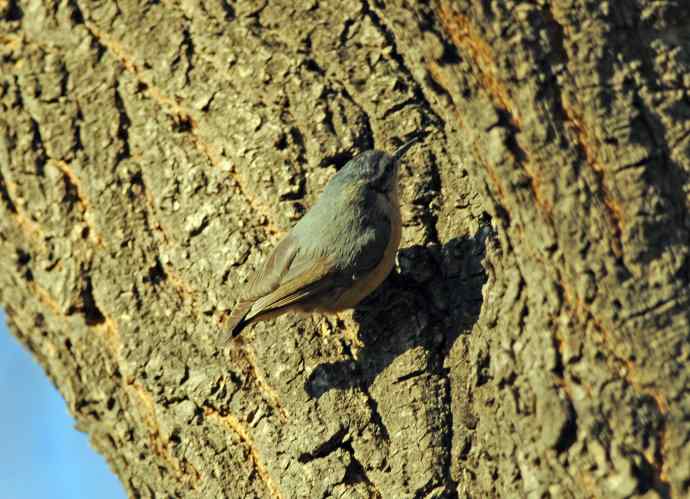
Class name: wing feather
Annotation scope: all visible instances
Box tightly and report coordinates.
[246,256,335,319]
[220,235,337,343]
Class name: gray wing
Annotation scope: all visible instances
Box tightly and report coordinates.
[221,233,338,341]
[244,233,302,302]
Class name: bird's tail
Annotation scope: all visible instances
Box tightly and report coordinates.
[218,301,252,347]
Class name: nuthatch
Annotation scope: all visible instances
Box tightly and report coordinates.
[221,135,421,343]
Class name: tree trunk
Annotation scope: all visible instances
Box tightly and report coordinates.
[1,0,689,497]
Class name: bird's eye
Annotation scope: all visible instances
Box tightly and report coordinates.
[370,156,393,191]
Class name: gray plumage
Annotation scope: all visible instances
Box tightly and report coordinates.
[221,138,419,343]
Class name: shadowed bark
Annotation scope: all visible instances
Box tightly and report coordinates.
[1,1,689,497]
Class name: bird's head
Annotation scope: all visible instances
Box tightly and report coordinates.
[336,136,420,194]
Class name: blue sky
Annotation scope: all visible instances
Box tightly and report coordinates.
[0,309,125,499]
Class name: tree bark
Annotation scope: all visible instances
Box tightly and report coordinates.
[1,0,689,497]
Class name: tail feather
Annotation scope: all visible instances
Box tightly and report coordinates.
[218,301,253,346]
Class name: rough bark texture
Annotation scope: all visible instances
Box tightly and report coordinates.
[1,1,689,498]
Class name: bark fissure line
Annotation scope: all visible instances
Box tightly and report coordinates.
[206,409,284,499]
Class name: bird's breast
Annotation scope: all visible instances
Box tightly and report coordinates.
[329,186,402,311]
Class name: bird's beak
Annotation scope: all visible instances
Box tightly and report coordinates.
[393,135,422,161]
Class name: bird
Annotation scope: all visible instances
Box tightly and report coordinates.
[220,135,421,344]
